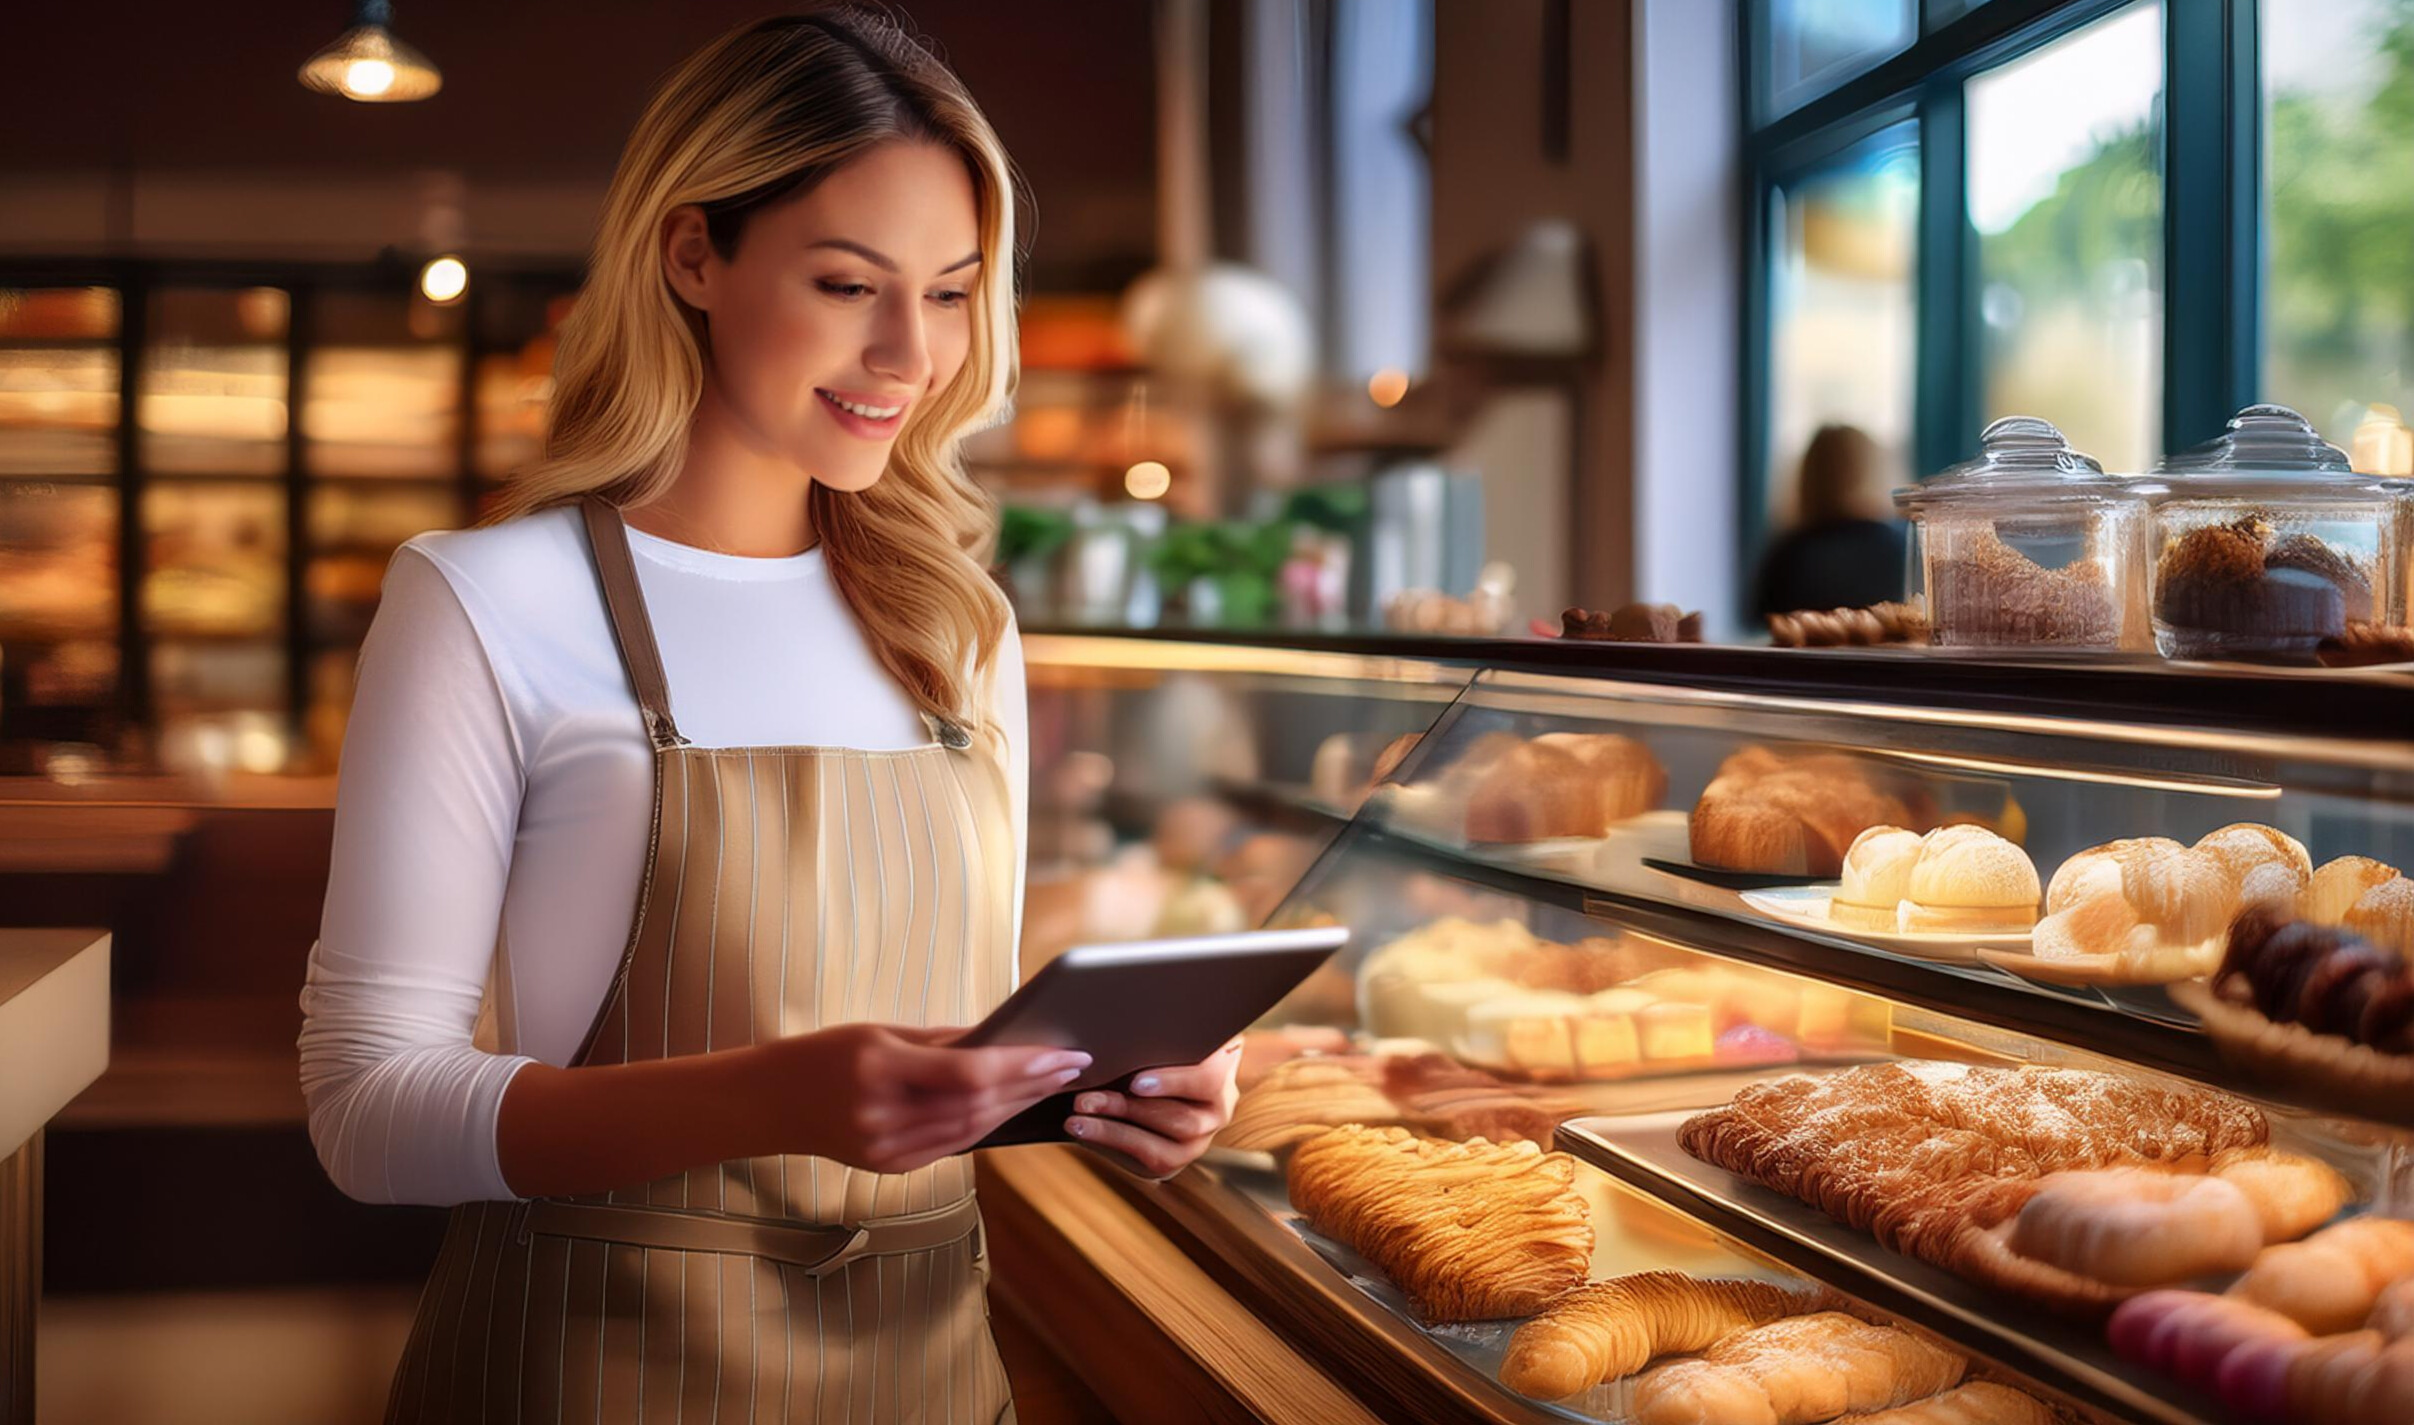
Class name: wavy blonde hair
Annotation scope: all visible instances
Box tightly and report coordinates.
[489,6,1018,730]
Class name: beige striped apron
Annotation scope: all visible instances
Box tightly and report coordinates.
[383,494,1020,1423]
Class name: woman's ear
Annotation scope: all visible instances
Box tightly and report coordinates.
[660,205,719,312]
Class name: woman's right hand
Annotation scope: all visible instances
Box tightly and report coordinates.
[750,1023,1090,1175]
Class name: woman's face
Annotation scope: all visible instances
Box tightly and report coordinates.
[668,139,982,493]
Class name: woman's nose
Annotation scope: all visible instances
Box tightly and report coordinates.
[864,293,931,389]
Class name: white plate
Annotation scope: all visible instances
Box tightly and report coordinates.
[1738,884,2034,962]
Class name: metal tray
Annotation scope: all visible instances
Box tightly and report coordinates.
[1555,1111,2227,1425]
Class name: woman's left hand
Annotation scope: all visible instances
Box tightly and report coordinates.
[1063,1037,1243,1179]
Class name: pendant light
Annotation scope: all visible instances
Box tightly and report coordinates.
[298,0,443,103]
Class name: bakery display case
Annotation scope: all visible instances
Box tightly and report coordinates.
[1019,630,2414,1425]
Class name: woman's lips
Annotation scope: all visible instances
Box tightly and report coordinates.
[815,388,907,439]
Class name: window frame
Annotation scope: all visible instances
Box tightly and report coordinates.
[1736,0,2259,598]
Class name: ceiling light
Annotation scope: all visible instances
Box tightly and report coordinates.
[299,0,443,103]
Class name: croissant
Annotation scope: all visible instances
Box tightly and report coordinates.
[1286,1125,1591,1322]
[1498,1272,1817,1400]
[1630,1312,1965,1425]
[1832,1381,2055,1425]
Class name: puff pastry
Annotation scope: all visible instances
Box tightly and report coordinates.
[1498,1271,1818,1400]
[1630,1312,1966,1425]
[1679,1062,2271,1312]
[1287,1124,1592,1322]
[1216,1057,1400,1152]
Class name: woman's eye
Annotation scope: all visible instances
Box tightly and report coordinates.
[815,280,873,300]
[930,289,970,308]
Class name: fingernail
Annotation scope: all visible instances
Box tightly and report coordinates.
[1132,1075,1160,1095]
[1065,1118,1089,1138]
[1038,1051,1091,1075]
[1054,1068,1083,1085]
[1075,1094,1106,1114]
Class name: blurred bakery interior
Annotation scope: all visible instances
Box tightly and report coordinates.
[11,1,2414,1422]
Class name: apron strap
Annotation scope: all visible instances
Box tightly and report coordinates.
[577,494,687,751]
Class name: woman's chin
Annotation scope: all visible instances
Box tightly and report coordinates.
[808,459,890,494]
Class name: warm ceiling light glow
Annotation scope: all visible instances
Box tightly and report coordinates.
[299,1,443,103]
[420,255,468,304]
[1368,368,1410,407]
[1124,460,1171,500]
[345,59,397,97]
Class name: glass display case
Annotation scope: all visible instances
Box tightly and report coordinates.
[1022,630,2414,1425]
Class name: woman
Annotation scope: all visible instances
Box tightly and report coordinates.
[298,12,1240,1421]
[1750,423,1909,618]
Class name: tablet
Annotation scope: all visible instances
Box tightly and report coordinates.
[963,924,1351,1149]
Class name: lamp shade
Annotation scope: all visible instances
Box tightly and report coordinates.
[299,1,442,103]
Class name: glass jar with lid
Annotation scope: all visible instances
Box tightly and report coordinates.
[1894,415,2153,650]
[2148,404,2391,662]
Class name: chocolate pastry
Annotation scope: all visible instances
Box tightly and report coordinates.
[2217,905,2414,1054]
[2318,620,2414,668]
[1562,603,1705,643]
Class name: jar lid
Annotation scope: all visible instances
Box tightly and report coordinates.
[2151,403,2387,500]
[1895,415,2142,513]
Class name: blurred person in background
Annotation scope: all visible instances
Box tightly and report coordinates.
[1751,423,1908,618]
[297,10,1237,1421]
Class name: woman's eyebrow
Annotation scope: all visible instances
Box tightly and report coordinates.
[806,238,983,275]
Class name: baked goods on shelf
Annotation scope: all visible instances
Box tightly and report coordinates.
[1926,529,2122,649]
[2015,823,2308,984]
[2112,1269,2414,1425]
[2182,902,2414,1105]
[1896,825,2040,934]
[1217,1049,1588,1153]
[2002,1168,2264,1287]
[2318,618,2414,667]
[1690,748,1938,878]
[2154,513,2375,659]
[1679,1061,2282,1313]
[1462,732,1668,844]
[1833,827,1925,930]
[1563,603,1706,643]
[1286,1124,1592,1322]
[1498,1271,1819,1401]
[1831,1380,2056,1425]
[1766,601,1931,648]
[1357,917,1865,1080]
[1629,1311,1966,1425]
[1217,1056,1403,1151]
[2229,1216,2414,1334]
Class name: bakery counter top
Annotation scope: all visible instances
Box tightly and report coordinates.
[2,928,109,1423]
[0,929,110,1159]
[1024,627,2414,746]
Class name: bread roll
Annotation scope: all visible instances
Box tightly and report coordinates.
[2307,856,2402,925]
[1897,826,2039,934]
[2230,1216,2414,1334]
[1834,826,1922,930]
[2346,875,2414,956]
[1465,733,1667,844]
[2031,839,2237,981]
[1690,748,1929,877]
[2047,836,2183,914]
[1831,1381,2055,1425]
[2196,823,2313,906]
[1631,1312,1966,1425]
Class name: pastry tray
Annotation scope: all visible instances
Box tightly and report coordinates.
[1203,1155,1794,1425]
[1555,1110,2228,1425]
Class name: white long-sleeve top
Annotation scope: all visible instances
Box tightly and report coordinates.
[297,503,1027,1207]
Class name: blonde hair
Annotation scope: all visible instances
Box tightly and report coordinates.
[489,6,1019,729]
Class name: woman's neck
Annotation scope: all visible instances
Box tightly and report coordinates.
[623,387,821,557]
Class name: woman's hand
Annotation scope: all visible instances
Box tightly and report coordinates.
[753,1023,1089,1175]
[1063,1036,1243,1179]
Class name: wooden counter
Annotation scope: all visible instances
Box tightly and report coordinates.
[0,929,110,1424]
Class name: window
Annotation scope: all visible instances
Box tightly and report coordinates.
[1767,123,1921,524]
[1968,2,2163,472]
[1741,0,2393,598]
[2263,0,2414,471]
